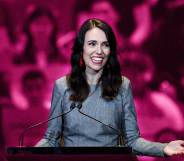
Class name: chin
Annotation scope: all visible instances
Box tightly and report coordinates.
[91,66,103,72]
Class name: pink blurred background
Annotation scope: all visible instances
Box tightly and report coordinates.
[0,0,184,161]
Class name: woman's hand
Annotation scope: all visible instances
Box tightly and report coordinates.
[164,140,184,156]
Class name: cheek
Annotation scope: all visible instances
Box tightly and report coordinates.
[83,45,95,54]
[103,55,110,64]
[101,53,110,66]
[103,47,110,55]
[82,47,94,59]
[82,53,90,64]
[104,50,110,58]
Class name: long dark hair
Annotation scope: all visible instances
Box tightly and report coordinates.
[67,18,122,102]
[22,6,60,64]
[0,1,16,43]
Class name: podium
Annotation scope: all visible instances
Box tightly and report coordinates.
[6,147,138,161]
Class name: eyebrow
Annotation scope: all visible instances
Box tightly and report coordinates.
[87,40,109,43]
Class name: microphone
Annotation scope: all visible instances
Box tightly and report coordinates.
[19,102,76,147]
[76,103,124,146]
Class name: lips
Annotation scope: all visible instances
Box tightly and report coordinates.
[91,56,104,64]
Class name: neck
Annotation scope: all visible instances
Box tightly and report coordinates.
[33,38,50,52]
[85,68,103,85]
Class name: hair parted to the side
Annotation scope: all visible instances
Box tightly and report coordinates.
[67,18,122,102]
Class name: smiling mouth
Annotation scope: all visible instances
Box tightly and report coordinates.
[91,56,104,64]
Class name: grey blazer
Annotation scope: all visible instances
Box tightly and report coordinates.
[37,76,167,157]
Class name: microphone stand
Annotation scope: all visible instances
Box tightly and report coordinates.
[19,102,76,147]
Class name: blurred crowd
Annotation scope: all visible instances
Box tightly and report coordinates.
[0,0,184,161]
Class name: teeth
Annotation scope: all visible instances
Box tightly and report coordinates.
[92,57,103,61]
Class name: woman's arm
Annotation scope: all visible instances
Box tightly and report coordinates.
[122,77,168,157]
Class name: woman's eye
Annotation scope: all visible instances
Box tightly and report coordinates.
[88,42,96,46]
[103,42,110,48]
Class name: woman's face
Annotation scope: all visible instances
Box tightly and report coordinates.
[83,27,110,73]
[29,16,53,40]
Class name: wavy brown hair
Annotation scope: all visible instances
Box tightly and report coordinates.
[67,19,122,102]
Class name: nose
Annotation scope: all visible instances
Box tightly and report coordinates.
[96,45,102,54]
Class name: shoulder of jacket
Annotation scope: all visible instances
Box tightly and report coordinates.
[54,75,68,93]
[121,75,131,89]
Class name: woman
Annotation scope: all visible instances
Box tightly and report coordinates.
[14,6,62,66]
[37,19,184,157]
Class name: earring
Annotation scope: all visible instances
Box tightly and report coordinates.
[80,54,83,66]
